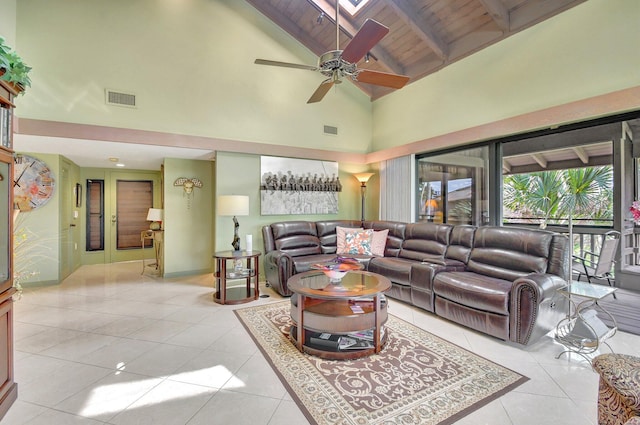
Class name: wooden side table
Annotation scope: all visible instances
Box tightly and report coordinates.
[213,250,261,305]
[141,230,164,276]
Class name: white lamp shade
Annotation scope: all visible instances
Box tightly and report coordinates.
[146,208,163,222]
[218,195,249,216]
[353,172,375,184]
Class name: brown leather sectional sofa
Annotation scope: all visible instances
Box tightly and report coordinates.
[262,220,570,345]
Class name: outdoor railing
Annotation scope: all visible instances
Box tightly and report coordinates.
[503,220,640,269]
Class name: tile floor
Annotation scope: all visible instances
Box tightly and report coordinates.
[3,261,639,424]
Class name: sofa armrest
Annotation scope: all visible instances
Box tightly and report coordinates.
[264,250,294,296]
[509,273,568,345]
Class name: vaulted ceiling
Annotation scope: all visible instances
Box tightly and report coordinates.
[246,0,587,100]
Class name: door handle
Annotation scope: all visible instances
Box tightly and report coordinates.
[111,215,117,223]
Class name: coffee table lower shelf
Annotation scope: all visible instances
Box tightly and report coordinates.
[289,325,388,360]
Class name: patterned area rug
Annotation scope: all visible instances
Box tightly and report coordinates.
[235,301,528,425]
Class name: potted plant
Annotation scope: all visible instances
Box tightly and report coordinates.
[0,36,31,94]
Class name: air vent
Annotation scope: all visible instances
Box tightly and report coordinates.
[323,125,338,136]
[105,89,136,108]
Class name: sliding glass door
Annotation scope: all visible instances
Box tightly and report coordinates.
[417,146,489,225]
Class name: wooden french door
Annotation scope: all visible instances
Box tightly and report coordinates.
[115,180,153,250]
[108,172,159,263]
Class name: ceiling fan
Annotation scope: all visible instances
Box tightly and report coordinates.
[254,1,410,103]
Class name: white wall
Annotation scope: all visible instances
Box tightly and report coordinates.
[372,0,640,151]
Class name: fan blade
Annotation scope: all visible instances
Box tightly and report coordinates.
[254,59,318,71]
[341,19,389,64]
[307,80,335,104]
[354,70,410,89]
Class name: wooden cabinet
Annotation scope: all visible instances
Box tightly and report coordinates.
[0,79,18,420]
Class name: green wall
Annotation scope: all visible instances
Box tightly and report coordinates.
[0,0,16,46]
[6,0,640,283]
[14,0,373,153]
[80,167,162,266]
[215,151,377,256]
[163,158,215,277]
[372,0,640,151]
[13,153,64,286]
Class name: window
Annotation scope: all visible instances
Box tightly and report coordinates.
[417,146,489,225]
[502,165,613,228]
[86,180,104,251]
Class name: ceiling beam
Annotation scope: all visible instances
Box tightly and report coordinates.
[572,146,589,164]
[503,159,512,173]
[386,0,448,60]
[507,155,612,175]
[510,0,587,32]
[309,0,405,75]
[531,153,548,169]
[477,0,510,31]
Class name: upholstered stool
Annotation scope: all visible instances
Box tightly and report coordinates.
[592,353,640,425]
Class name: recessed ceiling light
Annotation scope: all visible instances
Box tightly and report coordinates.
[109,157,119,162]
[116,163,125,167]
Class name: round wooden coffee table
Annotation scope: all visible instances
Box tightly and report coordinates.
[287,270,391,360]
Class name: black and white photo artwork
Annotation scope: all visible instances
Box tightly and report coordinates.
[260,156,341,215]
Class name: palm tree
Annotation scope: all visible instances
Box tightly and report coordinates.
[560,167,613,253]
[503,174,533,221]
[503,166,613,232]
[504,171,565,228]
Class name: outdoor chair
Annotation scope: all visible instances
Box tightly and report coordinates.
[572,230,620,299]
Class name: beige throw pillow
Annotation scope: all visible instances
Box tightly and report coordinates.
[370,229,389,257]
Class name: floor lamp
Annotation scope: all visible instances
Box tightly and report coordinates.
[217,195,249,251]
[353,173,374,224]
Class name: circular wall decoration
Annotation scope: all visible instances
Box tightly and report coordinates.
[13,154,55,211]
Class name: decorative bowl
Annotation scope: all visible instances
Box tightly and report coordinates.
[311,260,363,282]
[323,269,349,281]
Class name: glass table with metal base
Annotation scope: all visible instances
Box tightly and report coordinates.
[555,281,617,362]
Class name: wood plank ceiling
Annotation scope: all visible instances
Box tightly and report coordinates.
[245,0,587,101]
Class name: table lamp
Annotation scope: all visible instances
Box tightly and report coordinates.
[218,195,249,251]
[146,208,163,230]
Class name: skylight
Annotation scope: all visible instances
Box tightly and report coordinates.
[338,0,371,16]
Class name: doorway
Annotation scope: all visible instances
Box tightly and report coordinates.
[83,170,161,264]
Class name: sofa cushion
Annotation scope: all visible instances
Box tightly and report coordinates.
[363,221,406,257]
[467,226,551,281]
[446,225,476,263]
[433,271,513,315]
[292,254,339,274]
[271,221,322,256]
[368,257,414,285]
[399,222,453,261]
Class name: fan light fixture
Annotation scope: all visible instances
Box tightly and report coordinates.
[254,0,409,103]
